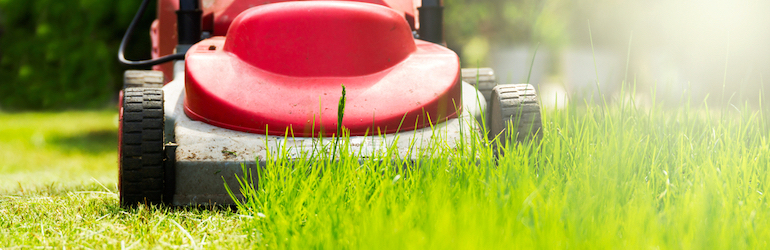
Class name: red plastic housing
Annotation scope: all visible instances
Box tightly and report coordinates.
[152,0,421,83]
[183,1,461,136]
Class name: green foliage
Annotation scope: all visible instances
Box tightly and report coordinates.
[0,0,150,110]
[444,0,571,66]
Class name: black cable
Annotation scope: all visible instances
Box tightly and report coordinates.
[118,0,185,67]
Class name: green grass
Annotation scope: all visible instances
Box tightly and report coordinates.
[0,110,254,248]
[0,110,118,192]
[3,100,770,249]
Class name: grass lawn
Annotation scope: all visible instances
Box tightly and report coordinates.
[2,101,770,249]
[0,110,118,192]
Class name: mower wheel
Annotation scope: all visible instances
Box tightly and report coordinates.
[123,70,164,89]
[120,88,165,207]
[487,84,542,144]
[461,67,497,101]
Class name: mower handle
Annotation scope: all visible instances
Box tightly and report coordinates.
[119,0,201,67]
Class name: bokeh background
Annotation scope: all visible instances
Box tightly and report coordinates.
[0,0,153,110]
[1,0,769,110]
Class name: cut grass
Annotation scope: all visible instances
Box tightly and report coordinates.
[0,110,252,248]
[2,99,770,249]
[0,110,118,193]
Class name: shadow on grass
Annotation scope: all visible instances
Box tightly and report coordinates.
[50,129,117,155]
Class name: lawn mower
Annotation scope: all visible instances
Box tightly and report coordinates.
[118,0,542,207]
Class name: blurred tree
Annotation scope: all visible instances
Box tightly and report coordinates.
[444,0,571,69]
[0,0,153,110]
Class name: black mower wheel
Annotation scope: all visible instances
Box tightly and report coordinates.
[119,88,165,207]
[487,84,542,145]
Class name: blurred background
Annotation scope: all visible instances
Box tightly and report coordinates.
[0,0,153,110]
[444,0,770,108]
[1,0,769,110]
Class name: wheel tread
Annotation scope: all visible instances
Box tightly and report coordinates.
[120,88,166,208]
[488,83,543,145]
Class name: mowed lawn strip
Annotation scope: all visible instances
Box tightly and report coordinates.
[0,110,118,192]
[0,110,255,248]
